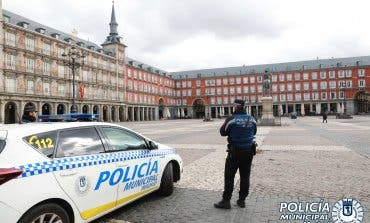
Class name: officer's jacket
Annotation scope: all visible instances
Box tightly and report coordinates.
[220,110,257,149]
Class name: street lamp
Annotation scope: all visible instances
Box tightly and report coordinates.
[62,46,86,113]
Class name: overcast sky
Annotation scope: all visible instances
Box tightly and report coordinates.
[4,0,370,72]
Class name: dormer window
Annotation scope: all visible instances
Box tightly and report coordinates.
[36,28,45,34]
[77,42,85,47]
[18,22,29,28]
[4,16,10,23]
[51,33,60,39]
[88,45,95,50]
[128,61,134,66]
[64,38,73,43]
[97,49,103,53]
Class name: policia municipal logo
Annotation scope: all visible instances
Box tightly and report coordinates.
[75,176,90,195]
[332,198,364,223]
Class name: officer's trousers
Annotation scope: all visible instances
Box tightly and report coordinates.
[222,149,254,201]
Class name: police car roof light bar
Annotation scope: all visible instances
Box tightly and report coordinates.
[38,113,100,122]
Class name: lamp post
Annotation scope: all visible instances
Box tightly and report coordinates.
[62,46,85,113]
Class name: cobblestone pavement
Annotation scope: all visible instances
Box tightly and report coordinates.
[94,117,370,223]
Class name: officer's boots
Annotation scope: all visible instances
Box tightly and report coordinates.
[237,199,245,208]
[214,199,231,209]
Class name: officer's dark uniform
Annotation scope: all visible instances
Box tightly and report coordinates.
[214,99,257,209]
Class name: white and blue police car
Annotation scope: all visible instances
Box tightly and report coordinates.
[0,114,182,223]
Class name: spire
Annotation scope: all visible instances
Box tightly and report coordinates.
[103,0,122,45]
[109,0,118,36]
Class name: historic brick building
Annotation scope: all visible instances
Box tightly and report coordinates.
[0,2,369,124]
[171,58,370,119]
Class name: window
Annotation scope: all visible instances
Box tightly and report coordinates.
[188,89,192,96]
[346,80,352,88]
[58,84,65,96]
[196,89,200,96]
[320,81,327,89]
[223,78,228,85]
[280,94,286,101]
[304,82,309,90]
[6,54,16,69]
[295,93,301,101]
[217,79,222,86]
[83,71,88,82]
[25,38,35,51]
[57,47,64,58]
[196,80,201,87]
[236,78,241,84]
[43,43,51,55]
[303,73,309,80]
[339,91,345,99]
[338,70,344,78]
[223,97,229,104]
[101,127,147,151]
[217,88,222,95]
[223,87,228,95]
[243,86,249,93]
[257,76,263,83]
[329,81,336,89]
[321,92,327,100]
[5,32,16,47]
[58,65,64,78]
[43,61,50,75]
[6,77,16,93]
[358,80,365,87]
[250,77,255,83]
[182,81,187,88]
[312,82,318,90]
[271,75,277,82]
[26,58,35,72]
[257,85,262,93]
[280,84,285,92]
[56,127,104,158]
[294,73,300,81]
[229,78,235,84]
[287,94,293,101]
[304,93,310,101]
[287,84,292,91]
[330,92,336,99]
[44,83,50,95]
[26,80,34,94]
[287,74,292,81]
[345,70,352,78]
[279,74,285,82]
[250,86,255,93]
[236,86,242,94]
[311,72,317,80]
[229,87,235,94]
[23,131,58,157]
[329,71,335,78]
[358,69,365,77]
[313,92,319,100]
[243,77,249,84]
[272,84,277,92]
[187,81,192,87]
[295,83,301,91]
[320,71,326,79]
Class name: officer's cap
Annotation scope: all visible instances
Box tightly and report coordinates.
[234,99,245,107]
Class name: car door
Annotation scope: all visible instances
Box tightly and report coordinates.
[53,126,118,221]
[99,126,163,207]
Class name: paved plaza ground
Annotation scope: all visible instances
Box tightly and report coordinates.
[95,116,370,223]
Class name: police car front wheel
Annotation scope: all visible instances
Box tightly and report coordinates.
[18,203,70,223]
[158,162,174,196]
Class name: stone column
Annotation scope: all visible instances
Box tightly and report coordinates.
[293,104,296,112]
[337,102,341,114]
[130,106,134,121]
[316,103,321,114]
[0,101,4,123]
[301,104,305,116]
[310,103,313,113]
[155,107,159,120]
[136,107,140,121]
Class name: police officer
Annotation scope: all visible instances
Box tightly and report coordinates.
[214,99,257,209]
[21,105,38,123]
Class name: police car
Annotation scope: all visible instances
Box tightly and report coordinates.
[0,114,182,223]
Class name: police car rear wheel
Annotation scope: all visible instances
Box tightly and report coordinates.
[159,162,174,196]
[19,203,70,223]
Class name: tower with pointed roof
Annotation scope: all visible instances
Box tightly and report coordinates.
[102,1,127,102]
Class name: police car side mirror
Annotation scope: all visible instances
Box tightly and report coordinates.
[148,141,158,150]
